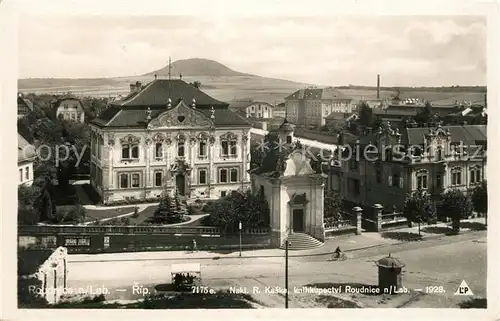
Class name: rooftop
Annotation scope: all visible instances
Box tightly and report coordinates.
[285,87,352,101]
[18,134,37,163]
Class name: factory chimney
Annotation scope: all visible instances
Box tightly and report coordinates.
[377,74,380,99]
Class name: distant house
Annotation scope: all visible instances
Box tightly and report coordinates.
[273,102,287,118]
[284,87,353,128]
[18,134,37,186]
[17,94,34,119]
[52,96,86,123]
[324,111,357,129]
[228,100,275,119]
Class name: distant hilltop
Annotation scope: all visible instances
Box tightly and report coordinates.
[143,58,251,77]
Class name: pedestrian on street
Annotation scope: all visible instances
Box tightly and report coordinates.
[192,239,197,253]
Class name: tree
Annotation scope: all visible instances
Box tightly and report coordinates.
[250,143,265,170]
[403,189,433,236]
[18,185,41,225]
[471,181,487,226]
[190,81,202,89]
[153,192,174,224]
[358,101,373,128]
[415,101,433,125]
[324,190,342,221]
[171,191,188,223]
[439,189,472,233]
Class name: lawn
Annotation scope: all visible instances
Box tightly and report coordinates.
[84,206,141,222]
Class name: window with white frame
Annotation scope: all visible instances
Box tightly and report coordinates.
[220,133,238,157]
[177,141,185,157]
[198,168,207,184]
[119,172,141,188]
[219,167,239,183]
[121,144,139,160]
[470,166,481,184]
[19,168,23,182]
[25,166,29,180]
[155,143,163,159]
[154,172,163,187]
[451,167,462,186]
[416,170,428,189]
[199,141,207,157]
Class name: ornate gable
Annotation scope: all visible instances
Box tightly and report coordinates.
[147,100,214,130]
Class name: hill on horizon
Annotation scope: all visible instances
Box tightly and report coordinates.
[143,58,251,77]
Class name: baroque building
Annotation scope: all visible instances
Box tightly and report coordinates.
[331,122,487,213]
[89,79,252,204]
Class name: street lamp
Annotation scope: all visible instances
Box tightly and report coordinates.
[239,221,242,257]
[285,240,291,309]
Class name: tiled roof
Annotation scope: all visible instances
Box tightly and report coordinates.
[18,134,37,163]
[285,87,352,101]
[402,125,486,145]
[113,79,228,108]
[91,79,249,128]
[91,102,251,128]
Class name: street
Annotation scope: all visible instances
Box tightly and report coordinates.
[66,231,486,308]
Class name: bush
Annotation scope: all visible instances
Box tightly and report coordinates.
[131,206,140,218]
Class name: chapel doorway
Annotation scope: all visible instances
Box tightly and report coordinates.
[292,208,305,232]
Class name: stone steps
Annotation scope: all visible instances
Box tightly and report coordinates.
[280,233,324,250]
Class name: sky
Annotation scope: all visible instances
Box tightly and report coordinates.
[18,15,487,86]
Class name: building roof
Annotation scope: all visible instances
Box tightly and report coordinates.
[17,96,34,113]
[90,100,251,128]
[112,79,228,108]
[373,108,418,117]
[285,87,352,101]
[325,111,349,120]
[18,134,37,163]
[402,125,486,145]
[228,100,274,110]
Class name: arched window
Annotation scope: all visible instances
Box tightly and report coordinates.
[470,165,482,184]
[416,170,428,190]
[220,133,238,157]
[451,166,462,186]
[178,141,185,157]
[155,142,163,159]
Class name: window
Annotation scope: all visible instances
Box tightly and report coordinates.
[376,170,382,183]
[286,135,292,144]
[19,169,23,182]
[470,167,481,184]
[178,142,185,157]
[384,148,392,161]
[451,168,462,186]
[119,173,129,188]
[221,191,227,197]
[25,167,29,180]
[392,174,399,187]
[435,147,444,161]
[219,168,228,183]
[119,172,141,188]
[416,170,428,189]
[436,173,442,188]
[221,141,229,156]
[71,113,76,121]
[155,143,163,159]
[199,169,207,184]
[155,172,163,187]
[77,112,82,120]
[230,141,237,157]
[121,144,139,160]
[230,168,238,182]
[131,174,140,187]
[199,141,207,157]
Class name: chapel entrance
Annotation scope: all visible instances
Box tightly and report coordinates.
[292,209,304,232]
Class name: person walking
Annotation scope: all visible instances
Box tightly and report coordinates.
[192,238,198,253]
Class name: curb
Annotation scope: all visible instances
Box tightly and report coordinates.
[68,229,484,263]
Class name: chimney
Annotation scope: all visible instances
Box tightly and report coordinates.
[154,73,157,80]
[180,73,183,80]
[377,74,380,99]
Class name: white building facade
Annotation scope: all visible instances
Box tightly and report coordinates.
[89,79,252,204]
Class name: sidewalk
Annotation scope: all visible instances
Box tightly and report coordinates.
[68,218,486,263]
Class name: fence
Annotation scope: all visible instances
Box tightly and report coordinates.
[324,210,360,238]
[18,225,271,254]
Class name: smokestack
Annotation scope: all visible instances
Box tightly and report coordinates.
[377,74,380,99]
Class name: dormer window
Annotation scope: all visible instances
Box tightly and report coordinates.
[178,141,185,157]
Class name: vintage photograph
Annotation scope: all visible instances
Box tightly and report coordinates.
[14,6,489,311]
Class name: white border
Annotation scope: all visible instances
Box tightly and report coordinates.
[1,0,499,320]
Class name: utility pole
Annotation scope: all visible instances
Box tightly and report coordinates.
[285,240,290,308]
[168,56,172,81]
[239,221,242,257]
